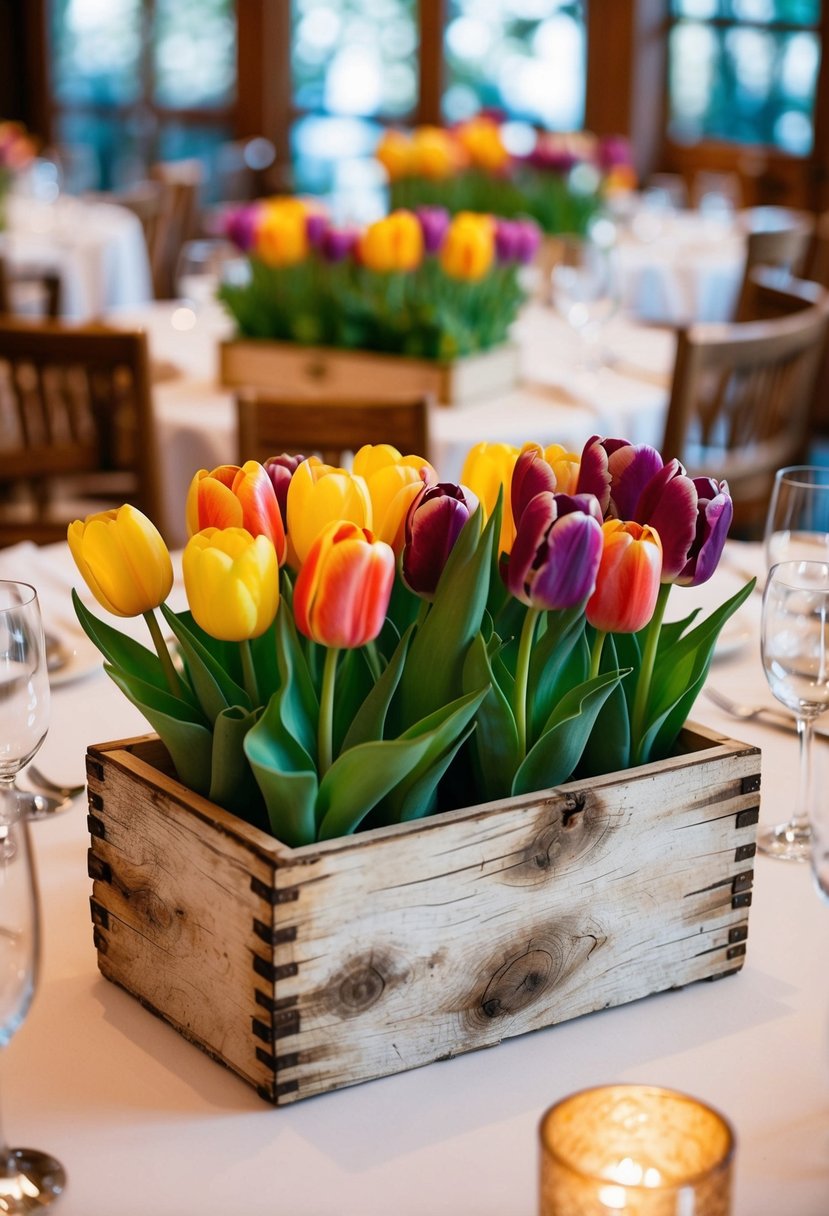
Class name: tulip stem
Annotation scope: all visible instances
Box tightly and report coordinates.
[143,610,182,698]
[514,606,541,761]
[631,582,672,766]
[240,639,259,708]
[319,646,340,775]
[590,630,607,680]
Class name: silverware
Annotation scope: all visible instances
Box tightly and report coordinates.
[24,767,85,801]
[17,789,73,821]
[702,686,827,735]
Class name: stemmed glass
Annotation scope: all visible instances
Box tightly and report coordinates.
[550,230,619,376]
[0,582,65,1208]
[764,465,829,570]
[760,561,829,862]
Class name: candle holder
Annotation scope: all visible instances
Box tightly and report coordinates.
[539,1084,735,1215]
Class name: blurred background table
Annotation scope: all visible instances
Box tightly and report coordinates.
[9,539,828,1216]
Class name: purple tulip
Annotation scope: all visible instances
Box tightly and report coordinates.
[223,203,259,253]
[506,491,603,611]
[306,212,328,248]
[263,453,306,529]
[511,444,558,526]
[402,482,479,600]
[598,135,633,171]
[675,478,733,587]
[321,226,359,263]
[513,219,541,264]
[494,219,520,263]
[415,206,450,255]
[576,435,632,516]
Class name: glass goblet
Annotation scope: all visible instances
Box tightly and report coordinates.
[760,560,829,861]
[764,465,829,570]
[0,582,65,1208]
[550,234,619,375]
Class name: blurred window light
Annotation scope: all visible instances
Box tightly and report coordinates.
[668,2,822,152]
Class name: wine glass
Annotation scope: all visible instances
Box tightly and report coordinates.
[175,237,236,312]
[550,230,619,375]
[0,582,65,1206]
[764,465,829,571]
[760,560,829,861]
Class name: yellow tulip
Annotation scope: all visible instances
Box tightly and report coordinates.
[460,441,519,556]
[254,198,312,267]
[410,126,464,180]
[182,528,279,642]
[375,129,413,182]
[67,505,173,618]
[439,212,495,281]
[358,211,424,273]
[286,458,373,566]
[455,116,510,173]
[353,444,435,552]
[544,443,581,495]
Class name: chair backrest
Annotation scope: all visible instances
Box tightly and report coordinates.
[0,321,161,544]
[111,181,167,296]
[149,159,204,298]
[734,209,815,320]
[0,254,61,320]
[806,207,829,289]
[661,284,829,534]
[236,394,431,469]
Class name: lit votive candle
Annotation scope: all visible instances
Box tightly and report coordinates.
[539,1085,735,1216]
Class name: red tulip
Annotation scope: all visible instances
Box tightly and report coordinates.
[293,520,395,649]
[402,482,479,599]
[187,461,287,565]
[586,520,663,633]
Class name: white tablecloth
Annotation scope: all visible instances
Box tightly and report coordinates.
[5,539,828,1216]
[107,301,675,547]
[2,194,152,320]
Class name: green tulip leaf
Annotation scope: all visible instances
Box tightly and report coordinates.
[316,734,437,840]
[244,692,318,847]
[341,625,412,751]
[512,669,628,796]
[333,647,375,757]
[462,631,518,802]
[209,705,268,829]
[160,603,250,723]
[383,686,488,822]
[275,607,318,761]
[398,501,496,727]
[611,630,642,717]
[172,609,243,683]
[656,608,702,655]
[250,617,281,706]
[529,608,588,742]
[577,634,631,777]
[72,590,171,694]
[104,664,213,796]
[385,572,422,639]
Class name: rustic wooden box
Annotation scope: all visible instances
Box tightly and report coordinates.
[86,723,760,1106]
[218,338,520,407]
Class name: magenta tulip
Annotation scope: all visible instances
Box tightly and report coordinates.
[511,444,558,526]
[576,435,633,515]
[402,482,479,600]
[415,206,450,254]
[675,477,733,587]
[263,453,306,530]
[506,492,603,611]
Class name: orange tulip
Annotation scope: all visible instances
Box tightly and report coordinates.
[186,461,287,565]
[410,126,465,180]
[586,520,663,634]
[358,211,424,273]
[293,520,395,649]
[455,116,510,173]
[375,129,413,182]
[254,198,313,267]
[439,212,495,281]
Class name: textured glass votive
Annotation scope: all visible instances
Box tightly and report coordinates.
[539,1085,735,1216]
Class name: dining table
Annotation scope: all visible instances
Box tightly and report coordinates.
[106,297,675,548]
[7,531,829,1215]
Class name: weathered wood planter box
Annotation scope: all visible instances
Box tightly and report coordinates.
[219,338,520,407]
[86,723,760,1106]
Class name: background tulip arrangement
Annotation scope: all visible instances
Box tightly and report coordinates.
[375,114,637,238]
[219,196,539,359]
[68,435,752,848]
[0,119,36,228]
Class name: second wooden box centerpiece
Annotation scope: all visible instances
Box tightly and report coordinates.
[68,433,755,1104]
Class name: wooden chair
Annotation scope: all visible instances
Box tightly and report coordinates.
[149,159,204,298]
[734,209,815,320]
[236,394,431,468]
[0,321,162,545]
[0,254,62,319]
[661,286,829,536]
[110,181,168,297]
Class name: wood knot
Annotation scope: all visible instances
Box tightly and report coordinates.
[339,964,386,1012]
[562,792,587,826]
[480,947,555,1019]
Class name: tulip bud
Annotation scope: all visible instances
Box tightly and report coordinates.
[586,520,663,633]
[182,528,279,642]
[415,205,450,255]
[439,211,495,281]
[402,482,479,600]
[353,445,435,552]
[507,492,604,611]
[67,505,173,618]
[321,227,358,263]
[187,461,287,566]
[674,477,733,587]
[293,521,395,649]
[286,458,373,566]
[461,441,519,557]
[263,453,306,530]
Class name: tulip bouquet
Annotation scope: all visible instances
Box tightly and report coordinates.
[67,435,752,848]
[0,120,35,228]
[376,116,637,238]
[218,197,539,359]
